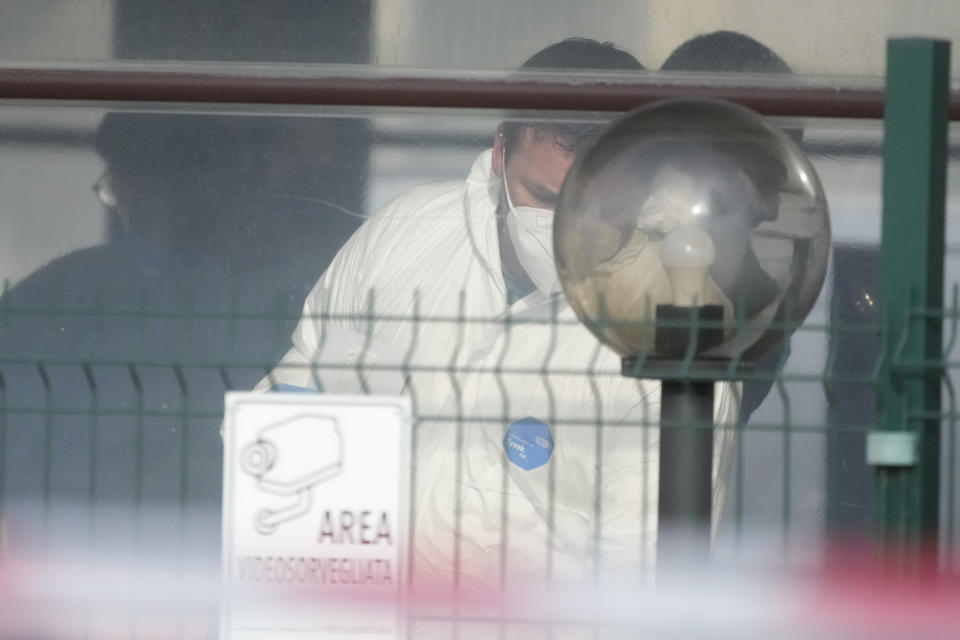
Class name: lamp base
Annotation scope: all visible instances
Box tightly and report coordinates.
[621,356,753,381]
[654,303,724,358]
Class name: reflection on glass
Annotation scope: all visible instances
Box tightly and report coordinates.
[555,98,831,360]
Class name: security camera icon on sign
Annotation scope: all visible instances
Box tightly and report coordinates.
[240,413,344,534]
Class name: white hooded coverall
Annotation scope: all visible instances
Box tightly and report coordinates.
[259,150,739,594]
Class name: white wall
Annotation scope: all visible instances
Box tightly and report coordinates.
[0,1,114,61]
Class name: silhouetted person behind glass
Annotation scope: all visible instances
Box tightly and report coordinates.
[94,112,363,285]
[0,113,365,560]
[661,31,799,423]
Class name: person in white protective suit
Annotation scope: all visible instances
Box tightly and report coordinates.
[258,39,740,594]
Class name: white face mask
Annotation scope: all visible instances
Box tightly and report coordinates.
[502,152,563,297]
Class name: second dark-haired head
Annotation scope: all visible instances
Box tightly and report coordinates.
[662,30,801,148]
[94,112,365,273]
[661,30,791,74]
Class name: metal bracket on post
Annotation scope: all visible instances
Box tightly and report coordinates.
[866,432,918,467]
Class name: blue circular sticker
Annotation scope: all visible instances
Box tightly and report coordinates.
[503,417,554,470]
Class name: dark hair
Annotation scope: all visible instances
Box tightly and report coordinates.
[501,38,644,159]
[661,31,800,146]
[521,37,645,72]
[661,30,792,74]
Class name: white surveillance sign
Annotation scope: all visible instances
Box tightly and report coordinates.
[223,393,411,640]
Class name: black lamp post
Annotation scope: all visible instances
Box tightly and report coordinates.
[553,98,831,566]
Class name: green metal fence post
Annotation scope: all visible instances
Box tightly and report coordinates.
[876,38,950,571]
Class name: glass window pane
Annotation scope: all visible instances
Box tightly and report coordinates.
[3,2,960,79]
[2,102,960,628]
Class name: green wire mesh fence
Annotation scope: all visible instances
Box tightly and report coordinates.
[1,279,958,638]
[1,279,956,568]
